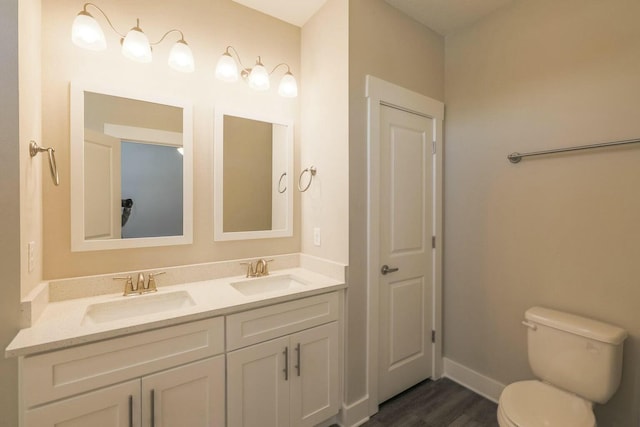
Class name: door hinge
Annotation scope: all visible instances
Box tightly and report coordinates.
[431,330,436,343]
[432,140,436,154]
[432,236,436,249]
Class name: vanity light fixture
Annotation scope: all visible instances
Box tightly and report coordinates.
[71,3,195,72]
[215,46,298,98]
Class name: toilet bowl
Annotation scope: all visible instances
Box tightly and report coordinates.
[496,307,627,427]
[497,380,595,427]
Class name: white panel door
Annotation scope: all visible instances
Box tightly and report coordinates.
[378,105,434,403]
[24,380,140,427]
[84,129,121,240]
[227,336,290,427]
[141,356,225,427]
[290,322,340,427]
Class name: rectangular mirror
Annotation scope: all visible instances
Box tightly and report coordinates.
[214,109,293,241]
[70,83,193,251]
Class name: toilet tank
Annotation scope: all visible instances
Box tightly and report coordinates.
[525,307,627,404]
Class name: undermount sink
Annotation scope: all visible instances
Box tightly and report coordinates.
[230,274,310,297]
[82,290,195,325]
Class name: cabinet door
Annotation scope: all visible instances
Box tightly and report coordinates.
[227,336,290,427]
[24,380,140,427]
[141,356,225,427]
[290,322,340,427]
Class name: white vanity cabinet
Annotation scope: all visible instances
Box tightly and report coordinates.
[24,380,141,427]
[226,293,341,427]
[21,317,225,427]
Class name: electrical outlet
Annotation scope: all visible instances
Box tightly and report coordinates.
[313,228,321,246]
[28,241,36,273]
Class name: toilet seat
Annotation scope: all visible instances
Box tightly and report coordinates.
[498,380,596,427]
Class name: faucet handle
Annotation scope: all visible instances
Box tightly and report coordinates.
[113,275,135,296]
[240,262,256,278]
[262,259,274,276]
[146,272,165,292]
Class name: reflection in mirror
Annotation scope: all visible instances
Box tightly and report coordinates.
[71,84,193,251]
[214,110,293,241]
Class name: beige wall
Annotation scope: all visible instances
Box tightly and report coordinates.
[40,0,301,283]
[0,0,22,424]
[348,0,444,403]
[223,116,272,232]
[84,92,183,133]
[300,0,349,264]
[445,0,640,424]
[19,0,43,299]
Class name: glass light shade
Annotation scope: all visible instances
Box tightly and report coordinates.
[278,72,298,98]
[168,40,194,73]
[71,12,107,51]
[121,27,152,63]
[215,53,239,82]
[248,63,270,91]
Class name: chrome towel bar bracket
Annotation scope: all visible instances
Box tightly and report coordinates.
[29,140,60,186]
[521,320,537,331]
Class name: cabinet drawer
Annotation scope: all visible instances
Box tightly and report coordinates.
[226,292,339,351]
[23,317,224,408]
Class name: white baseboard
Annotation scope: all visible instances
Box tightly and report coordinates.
[443,357,506,403]
[339,396,370,427]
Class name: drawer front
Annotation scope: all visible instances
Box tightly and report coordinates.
[226,292,339,351]
[23,317,224,408]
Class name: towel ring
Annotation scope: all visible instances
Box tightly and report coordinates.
[278,172,287,194]
[30,140,59,186]
[297,166,316,192]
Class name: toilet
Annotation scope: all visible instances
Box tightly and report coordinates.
[497,307,627,427]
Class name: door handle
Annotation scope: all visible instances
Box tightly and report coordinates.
[381,265,399,275]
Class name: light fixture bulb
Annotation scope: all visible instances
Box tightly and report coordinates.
[215,52,239,82]
[248,58,270,91]
[168,39,194,73]
[121,23,152,63]
[278,71,298,98]
[71,11,107,51]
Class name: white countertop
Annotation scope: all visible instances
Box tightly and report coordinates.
[6,267,345,358]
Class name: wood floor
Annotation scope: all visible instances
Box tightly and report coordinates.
[360,378,499,427]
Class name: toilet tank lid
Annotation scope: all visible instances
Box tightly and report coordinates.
[525,307,627,345]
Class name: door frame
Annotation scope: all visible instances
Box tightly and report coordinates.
[365,75,444,416]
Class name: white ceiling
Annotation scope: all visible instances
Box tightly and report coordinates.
[385,0,514,35]
[231,0,328,27]
[232,0,513,35]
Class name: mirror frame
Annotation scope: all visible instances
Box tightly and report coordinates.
[70,82,194,251]
[213,108,294,241]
